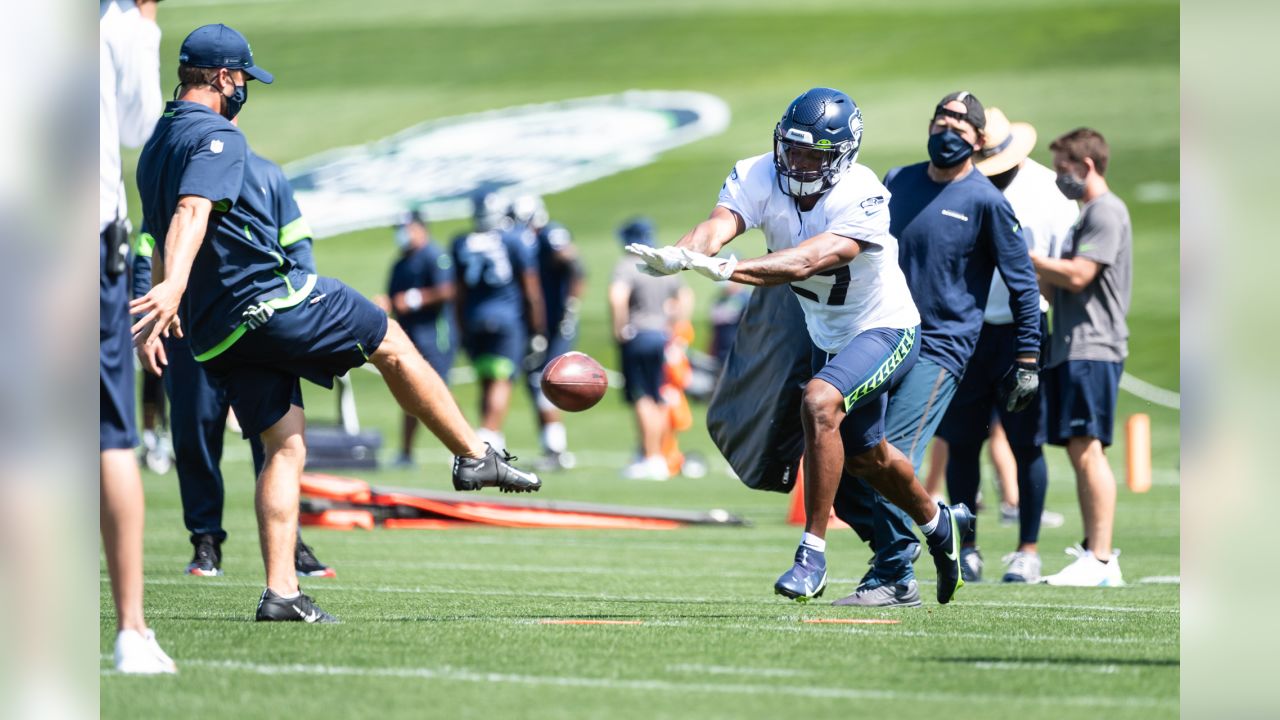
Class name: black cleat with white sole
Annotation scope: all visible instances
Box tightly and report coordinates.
[255,588,339,623]
[452,444,542,493]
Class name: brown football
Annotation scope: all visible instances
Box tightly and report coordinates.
[540,352,608,412]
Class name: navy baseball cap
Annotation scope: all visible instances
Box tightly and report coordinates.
[179,24,273,83]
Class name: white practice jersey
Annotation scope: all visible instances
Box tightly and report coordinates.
[984,158,1079,324]
[717,153,919,354]
[100,0,162,232]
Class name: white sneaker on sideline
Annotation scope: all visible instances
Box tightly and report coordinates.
[114,629,177,674]
[622,456,669,481]
[1042,546,1124,587]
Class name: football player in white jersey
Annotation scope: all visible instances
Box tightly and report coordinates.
[629,88,973,604]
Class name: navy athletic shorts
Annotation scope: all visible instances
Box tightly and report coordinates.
[621,330,668,403]
[1044,359,1124,447]
[811,325,920,456]
[462,317,525,381]
[202,276,389,438]
[100,230,137,450]
[936,319,1048,448]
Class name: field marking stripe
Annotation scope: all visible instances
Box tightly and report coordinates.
[114,577,1179,615]
[1120,372,1180,410]
[98,657,1175,709]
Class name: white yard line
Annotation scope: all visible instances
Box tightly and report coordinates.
[98,656,1175,708]
[1120,372,1181,410]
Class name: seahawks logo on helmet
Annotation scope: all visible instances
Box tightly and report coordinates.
[773,88,864,199]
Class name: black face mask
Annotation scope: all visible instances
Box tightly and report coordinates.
[1056,171,1087,200]
[927,128,974,168]
[215,79,248,120]
[988,163,1021,191]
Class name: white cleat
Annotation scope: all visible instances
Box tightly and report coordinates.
[1042,546,1124,587]
[114,629,177,674]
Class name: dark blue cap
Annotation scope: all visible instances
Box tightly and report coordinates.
[618,217,656,247]
[179,24,273,83]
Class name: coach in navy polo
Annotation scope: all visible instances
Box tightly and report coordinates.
[132,24,540,623]
[831,91,1043,607]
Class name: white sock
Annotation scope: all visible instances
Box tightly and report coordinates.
[542,422,567,454]
[801,532,826,552]
[919,504,942,536]
[276,590,300,600]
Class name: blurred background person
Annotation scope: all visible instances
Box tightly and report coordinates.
[387,209,457,467]
[509,195,584,471]
[99,0,174,673]
[932,107,1078,583]
[1033,128,1133,587]
[452,191,545,451]
[609,218,693,481]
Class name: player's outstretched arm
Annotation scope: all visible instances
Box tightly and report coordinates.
[728,232,863,287]
[129,195,212,346]
[675,206,744,256]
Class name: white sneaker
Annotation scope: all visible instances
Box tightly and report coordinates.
[114,629,177,674]
[1042,546,1124,587]
[1001,551,1042,583]
[622,456,669,481]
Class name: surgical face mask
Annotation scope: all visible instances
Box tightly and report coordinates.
[218,79,248,120]
[1056,171,1087,200]
[394,226,411,250]
[927,128,974,168]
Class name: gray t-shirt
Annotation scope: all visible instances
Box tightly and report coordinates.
[1047,192,1132,368]
[611,257,684,336]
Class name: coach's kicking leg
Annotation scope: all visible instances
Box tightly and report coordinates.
[370,320,541,493]
[253,405,337,623]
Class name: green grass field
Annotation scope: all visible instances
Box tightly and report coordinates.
[105,0,1179,717]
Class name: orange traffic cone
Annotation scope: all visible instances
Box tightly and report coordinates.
[786,461,849,528]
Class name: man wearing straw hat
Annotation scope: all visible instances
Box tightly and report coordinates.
[934,108,1079,583]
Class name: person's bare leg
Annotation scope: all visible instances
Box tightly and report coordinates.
[100,449,147,633]
[1067,437,1116,559]
[923,438,948,498]
[634,397,665,458]
[370,321,484,458]
[799,380,854,540]
[481,378,512,433]
[845,439,938,526]
[989,419,1019,507]
[256,406,307,595]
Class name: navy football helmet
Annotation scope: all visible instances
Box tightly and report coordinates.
[773,88,864,198]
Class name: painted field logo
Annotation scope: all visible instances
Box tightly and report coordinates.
[287,90,731,238]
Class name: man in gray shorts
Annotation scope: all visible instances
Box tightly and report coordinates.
[1031,127,1132,587]
[608,218,693,481]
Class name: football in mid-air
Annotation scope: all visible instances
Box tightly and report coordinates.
[540,352,608,412]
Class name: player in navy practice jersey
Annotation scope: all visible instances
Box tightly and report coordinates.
[451,192,546,453]
[509,195,584,470]
[387,210,457,466]
[132,24,540,624]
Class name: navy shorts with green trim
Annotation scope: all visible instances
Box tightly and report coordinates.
[811,325,920,456]
[100,230,137,450]
[462,318,525,381]
[203,276,389,438]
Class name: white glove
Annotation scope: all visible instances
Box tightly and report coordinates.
[625,243,688,276]
[680,248,738,281]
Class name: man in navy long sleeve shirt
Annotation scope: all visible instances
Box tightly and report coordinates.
[832,91,1042,607]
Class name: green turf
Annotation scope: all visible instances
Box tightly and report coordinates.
[106,0,1179,716]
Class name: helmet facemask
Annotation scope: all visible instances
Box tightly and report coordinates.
[773,126,858,199]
